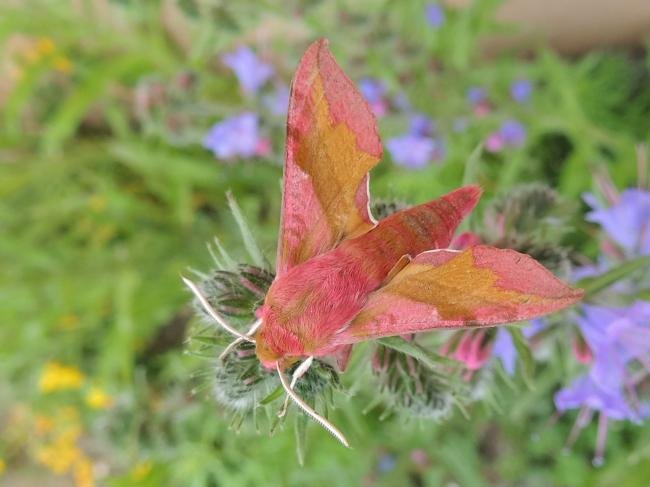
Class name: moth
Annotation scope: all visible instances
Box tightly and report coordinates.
[184,39,583,447]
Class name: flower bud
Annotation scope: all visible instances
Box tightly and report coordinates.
[572,331,593,365]
[193,264,274,325]
[371,345,455,421]
[214,340,278,412]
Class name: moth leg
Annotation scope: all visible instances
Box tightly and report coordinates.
[182,277,255,343]
[277,356,314,417]
[276,362,350,448]
[219,318,263,360]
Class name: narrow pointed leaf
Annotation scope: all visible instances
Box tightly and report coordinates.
[507,326,535,389]
[226,191,267,268]
[576,255,650,297]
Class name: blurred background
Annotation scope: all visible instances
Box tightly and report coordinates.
[2,1,650,486]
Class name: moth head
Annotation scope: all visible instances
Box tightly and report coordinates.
[254,327,282,369]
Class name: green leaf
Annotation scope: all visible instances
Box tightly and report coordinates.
[294,413,308,467]
[507,325,535,389]
[42,56,155,153]
[576,255,650,297]
[462,142,483,186]
[226,191,268,269]
[376,336,458,372]
[210,237,236,270]
[190,335,227,346]
[259,385,283,405]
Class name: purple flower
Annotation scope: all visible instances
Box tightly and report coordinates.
[524,318,547,339]
[493,328,517,375]
[387,114,446,168]
[359,78,389,117]
[467,86,487,105]
[359,78,386,103]
[222,46,274,95]
[203,112,267,160]
[555,374,640,422]
[387,134,444,169]
[409,114,436,137]
[393,92,412,112]
[263,84,289,116]
[584,189,650,256]
[425,3,445,28]
[576,302,650,393]
[510,79,533,103]
[499,119,527,146]
[485,133,505,153]
[377,453,397,473]
[485,120,527,153]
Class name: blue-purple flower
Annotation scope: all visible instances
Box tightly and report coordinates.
[555,301,650,463]
[577,302,650,391]
[359,78,389,117]
[386,134,444,169]
[203,113,269,160]
[491,320,547,376]
[467,86,487,105]
[409,114,436,137]
[263,84,290,116]
[492,328,516,375]
[584,189,650,256]
[425,3,445,29]
[222,46,274,95]
[555,374,640,422]
[485,119,527,153]
[467,86,492,117]
[386,114,446,169]
[377,453,397,473]
[500,120,527,146]
[510,79,533,103]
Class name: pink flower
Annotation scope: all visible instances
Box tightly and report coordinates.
[485,133,505,153]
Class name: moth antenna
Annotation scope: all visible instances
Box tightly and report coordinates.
[276,362,350,448]
[278,356,314,417]
[219,318,263,360]
[182,276,255,343]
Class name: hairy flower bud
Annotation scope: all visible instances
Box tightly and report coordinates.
[214,341,278,412]
[481,184,572,277]
[194,264,274,325]
[371,344,456,421]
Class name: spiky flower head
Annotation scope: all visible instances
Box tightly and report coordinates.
[371,343,456,421]
[482,183,573,276]
[194,264,273,325]
[214,340,278,412]
[186,194,346,448]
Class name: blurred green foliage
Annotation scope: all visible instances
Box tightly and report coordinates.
[1,0,649,486]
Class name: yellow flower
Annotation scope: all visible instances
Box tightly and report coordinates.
[131,461,152,481]
[39,362,85,393]
[53,56,72,74]
[36,424,94,487]
[74,458,95,487]
[36,37,56,55]
[36,432,81,474]
[35,415,55,435]
[0,458,5,474]
[85,387,114,410]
